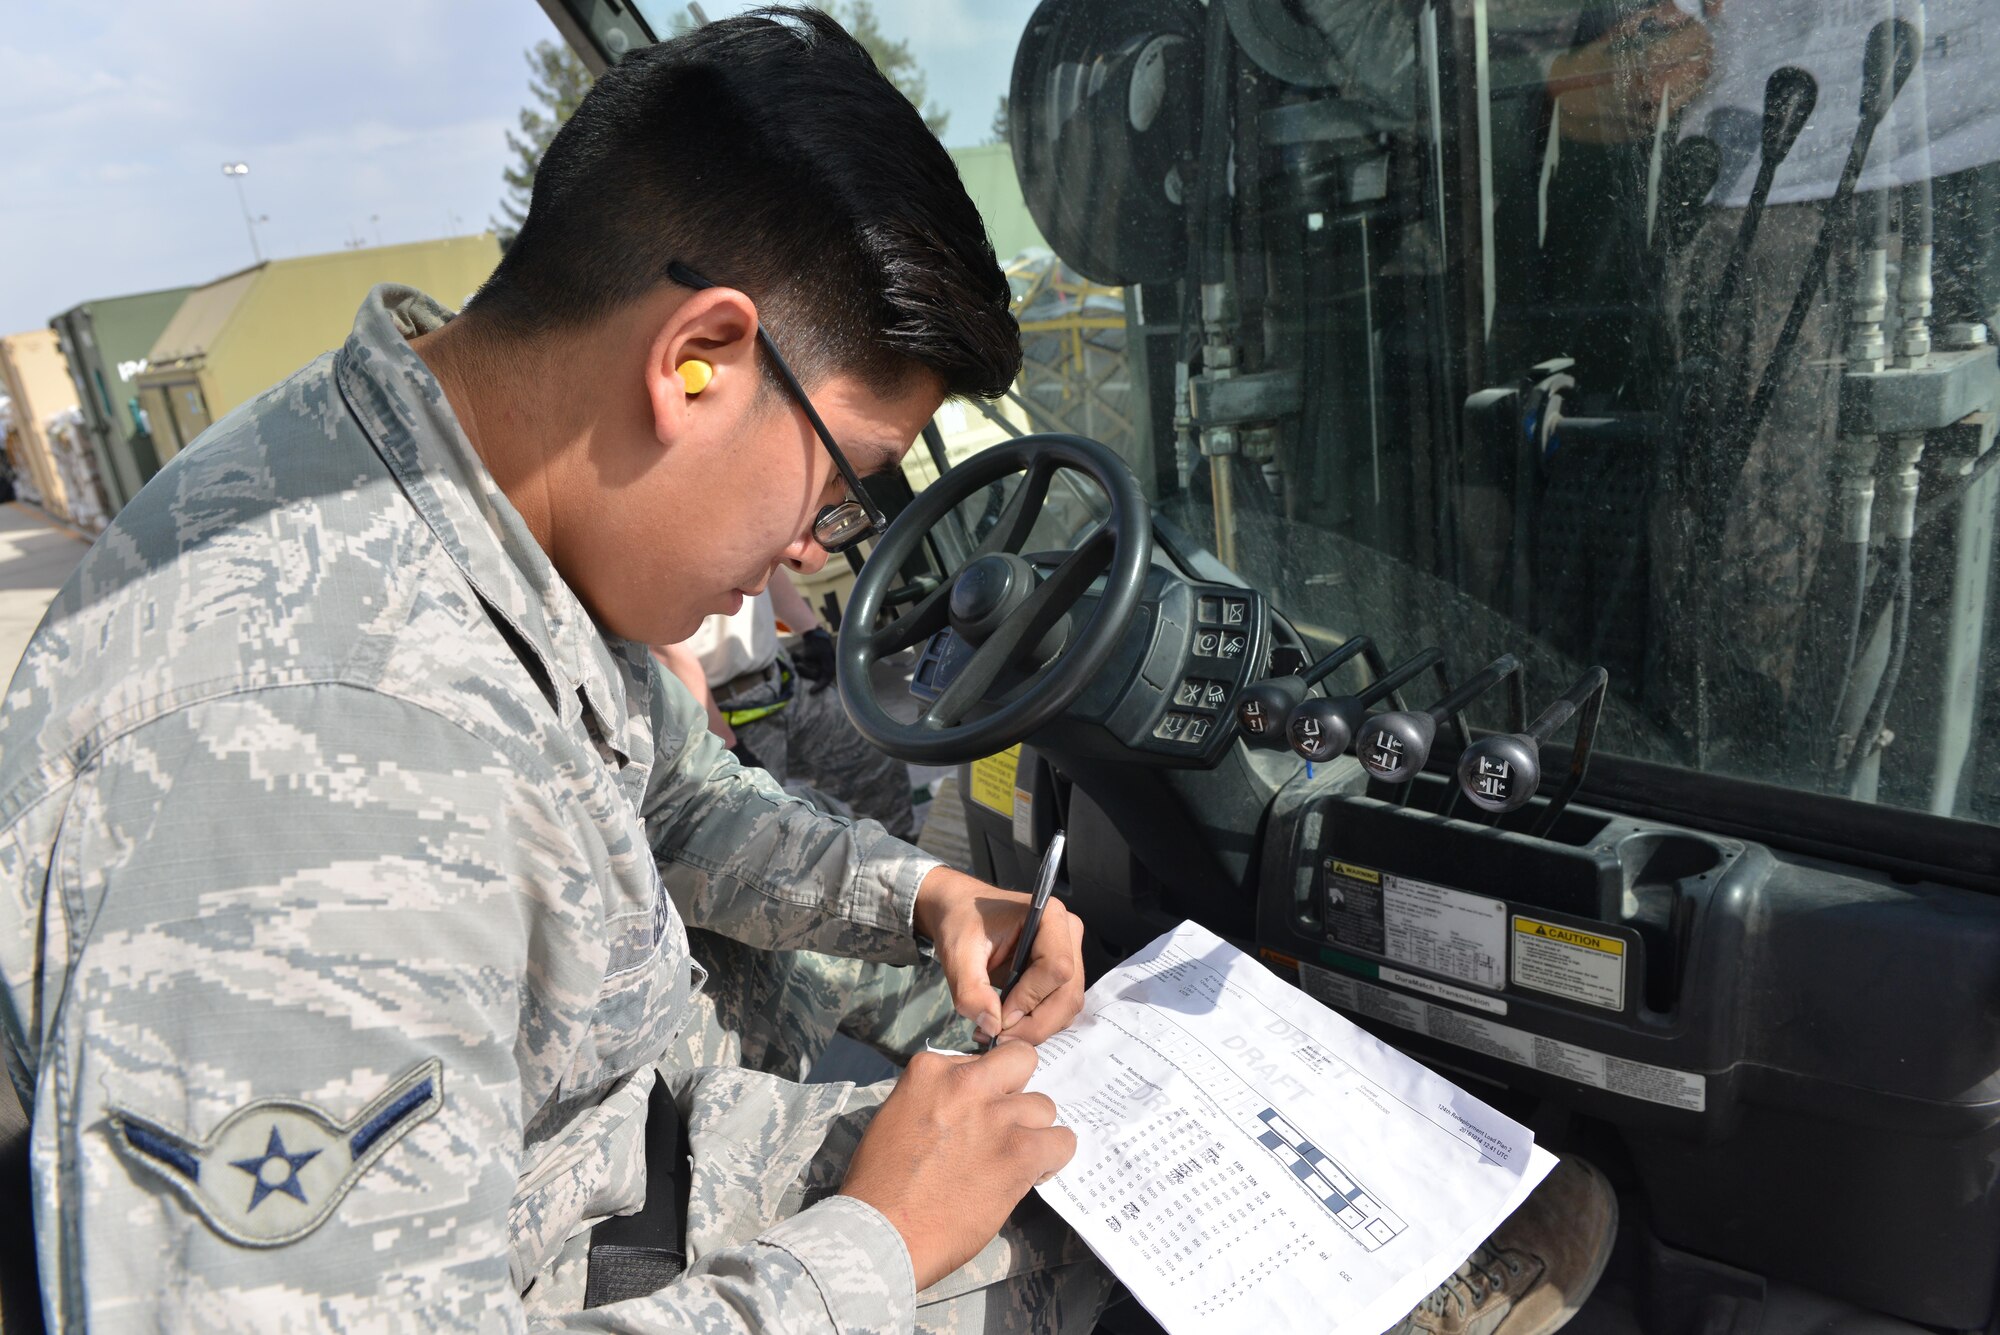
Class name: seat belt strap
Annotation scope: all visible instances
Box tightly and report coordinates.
[583,1081,690,1308]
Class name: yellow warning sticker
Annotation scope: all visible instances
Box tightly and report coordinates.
[1511,916,1626,1011]
[1329,860,1381,885]
[967,745,1023,814]
[1513,919,1623,955]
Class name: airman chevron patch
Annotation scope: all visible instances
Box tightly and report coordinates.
[108,1058,443,1247]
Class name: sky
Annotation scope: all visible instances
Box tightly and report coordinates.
[0,0,1040,336]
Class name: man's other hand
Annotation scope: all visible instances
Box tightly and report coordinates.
[839,1039,1077,1289]
[913,867,1085,1045]
[792,626,837,692]
[1547,1,1719,146]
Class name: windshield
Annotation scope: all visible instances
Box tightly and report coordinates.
[616,1,1998,827]
[897,0,1998,829]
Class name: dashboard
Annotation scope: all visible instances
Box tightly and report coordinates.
[910,561,1268,767]
[942,569,2000,1329]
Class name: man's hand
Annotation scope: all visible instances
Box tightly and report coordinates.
[839,1040,1076,1289]
[791,627,837,693]
[1547,1,1719,146]
[770,568,836,691]
[913,866,1085,1045]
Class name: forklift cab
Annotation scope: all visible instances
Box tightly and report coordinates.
[590,1,2000,1328]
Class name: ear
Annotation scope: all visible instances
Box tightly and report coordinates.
[644,284,763,449]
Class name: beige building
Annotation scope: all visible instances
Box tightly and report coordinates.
[136,234,502,461]
[949,142,1048,263]
[0,329,90,526]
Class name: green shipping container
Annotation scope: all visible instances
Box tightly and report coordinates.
[49,285,193,514]
[135,234,502,464]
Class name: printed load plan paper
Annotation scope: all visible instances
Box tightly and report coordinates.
[1028,921,1557,1335]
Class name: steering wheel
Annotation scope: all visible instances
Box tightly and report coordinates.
[838,433,1154,765]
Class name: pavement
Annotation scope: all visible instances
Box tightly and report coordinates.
[0,503,91,686]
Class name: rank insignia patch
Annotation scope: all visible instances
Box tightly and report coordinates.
[108,1058,442,1247]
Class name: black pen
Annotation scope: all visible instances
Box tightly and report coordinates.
[983,830,1066,1051]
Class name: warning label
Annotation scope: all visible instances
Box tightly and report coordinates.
[967,745,1022,814]
[1387,877,1507,990]
[1300,964,1705,1112]
[1011,788,1033,847]
[1511,916,1626,1012]
[1323,858,1387,954]
[1322,859,1507,991]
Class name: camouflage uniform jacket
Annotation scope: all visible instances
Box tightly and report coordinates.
[0,286,944,1330]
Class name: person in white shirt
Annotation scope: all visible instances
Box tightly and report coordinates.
[655,568,918,841]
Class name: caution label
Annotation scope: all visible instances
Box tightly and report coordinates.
[1329,861,1380,885]
[1511,916,1626,1012]
[967,745,1022,814]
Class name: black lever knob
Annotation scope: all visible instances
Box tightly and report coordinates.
[1235,677,1303,746]
[1456,668,1609,830]
[1357,655,1524,783]
[1285,694,1352,762]
[1283,647,1445,763]
[1858,17,1918,129]
[1239,634,1385,752]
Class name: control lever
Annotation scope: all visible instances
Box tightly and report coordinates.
[1356,655,1526,785]
[1683,68,1816,495]
[1455,668,1608,835]
[1727,20,1917,466]
[1707,67,1818,343]
[1283,647,1451,765]
[883,574,942,607]
[1234,635,1392,750]
[1655,135,1720,251]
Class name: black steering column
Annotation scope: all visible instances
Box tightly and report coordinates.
[838,433,1153,765]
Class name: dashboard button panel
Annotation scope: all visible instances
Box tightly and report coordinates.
[1131,580,1266,762]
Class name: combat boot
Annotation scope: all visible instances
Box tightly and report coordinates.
[1383,1156,1616,1335]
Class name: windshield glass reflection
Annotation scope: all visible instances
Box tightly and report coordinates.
[942,0,2000,826]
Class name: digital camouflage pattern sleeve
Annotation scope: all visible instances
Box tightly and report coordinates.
[0,286,946,1332]
[645,664,942,964]
[13,688,924,1331]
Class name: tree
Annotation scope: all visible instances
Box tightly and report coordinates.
[495,40,593,237]
[687,2,948,135]
[498,3,947,234]
[831,0,948,138]
[989,94,1010,146]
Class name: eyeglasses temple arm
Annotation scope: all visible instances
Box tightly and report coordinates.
[666,261,887,531]
[752,328,888,530]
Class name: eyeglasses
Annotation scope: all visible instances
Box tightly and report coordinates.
[668,262,888,555]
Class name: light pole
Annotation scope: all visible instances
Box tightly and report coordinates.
[220,162,262,263]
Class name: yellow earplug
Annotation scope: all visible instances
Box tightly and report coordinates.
[678,359,714,395]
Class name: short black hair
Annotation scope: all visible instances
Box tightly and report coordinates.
[466,6,1020,400]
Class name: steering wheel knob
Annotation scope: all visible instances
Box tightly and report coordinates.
[949,552,1036,643]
